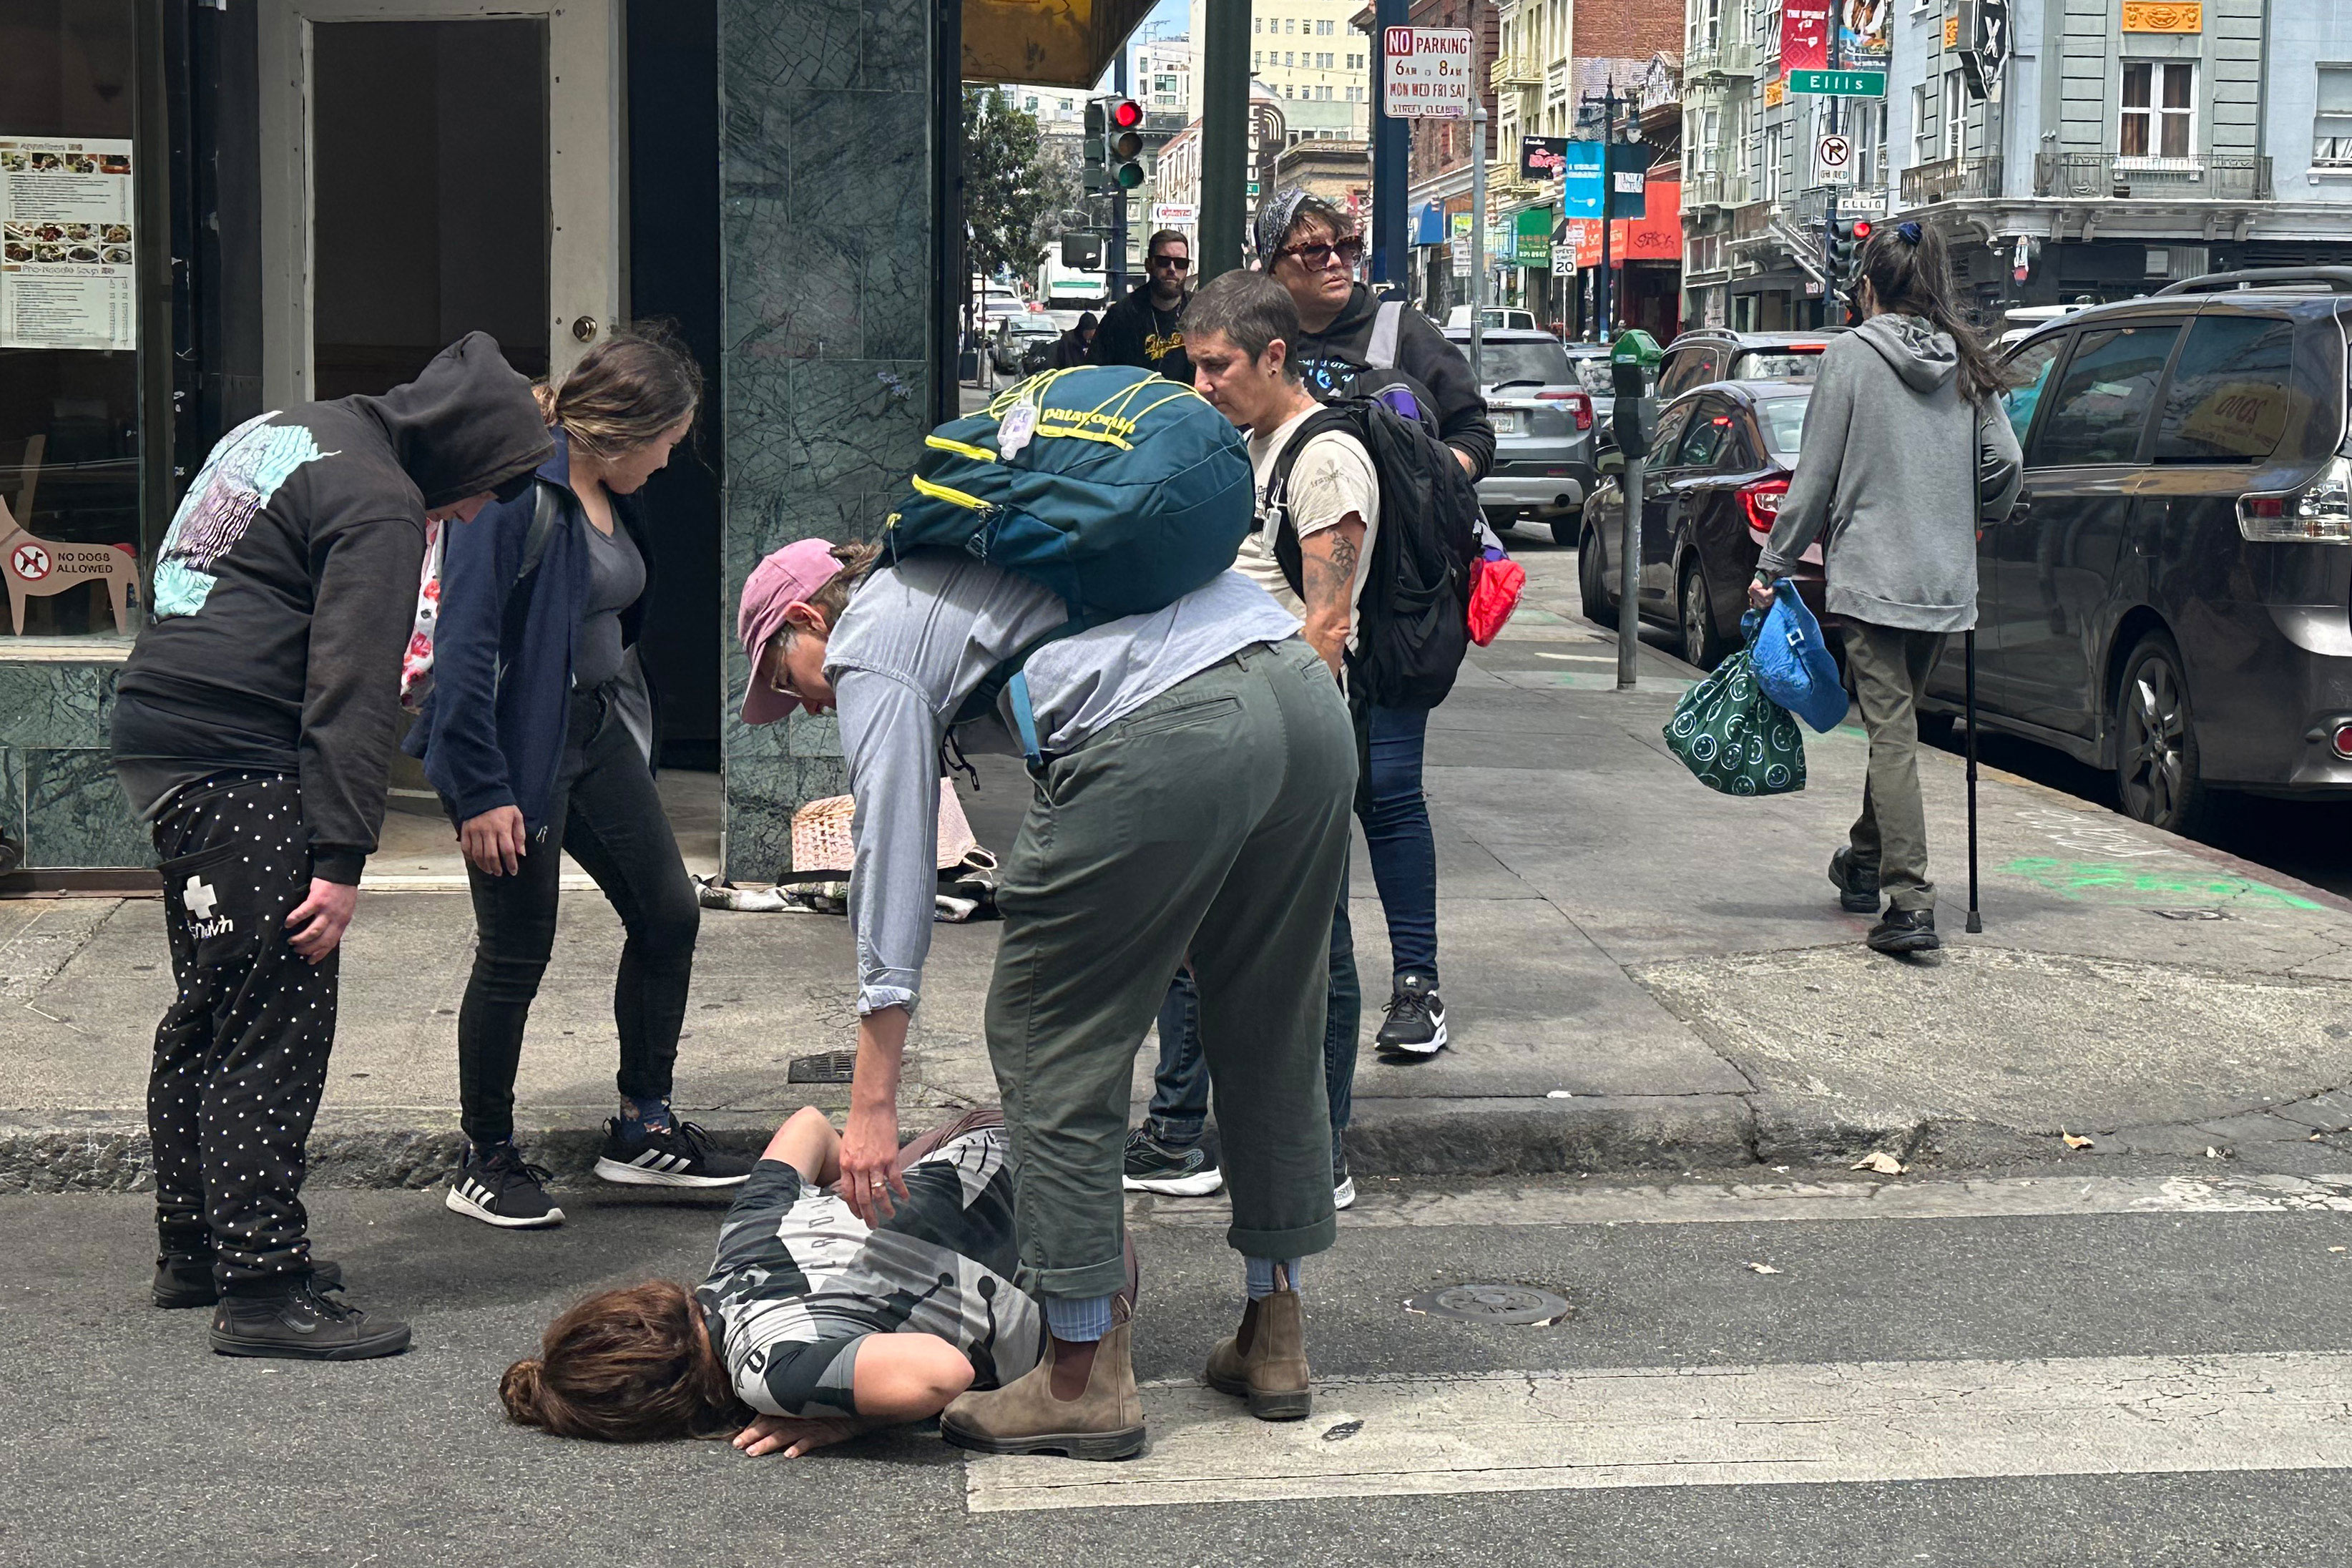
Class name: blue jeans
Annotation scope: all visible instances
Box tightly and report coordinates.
[1146,878,1358,1165]
[1362,703,1439,985]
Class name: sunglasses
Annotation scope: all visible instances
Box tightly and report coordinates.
[1150,253,1192,270]
[1279,236,1365,270]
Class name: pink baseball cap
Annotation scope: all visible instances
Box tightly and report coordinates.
[737,537,849,725]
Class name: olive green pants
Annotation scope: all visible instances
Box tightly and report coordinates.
[984,639,1356,1301]
[1844,621,1946,915]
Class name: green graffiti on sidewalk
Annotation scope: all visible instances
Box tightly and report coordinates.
[2002,856,2322,911]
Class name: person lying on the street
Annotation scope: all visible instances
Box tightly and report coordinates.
[499,1107,1053,1454]
[112,331,554,1362]
[736,523,1352,1461]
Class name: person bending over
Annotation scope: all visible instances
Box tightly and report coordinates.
[501,1107,1048,1456]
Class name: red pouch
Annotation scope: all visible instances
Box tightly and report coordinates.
[1466,554,1527,647]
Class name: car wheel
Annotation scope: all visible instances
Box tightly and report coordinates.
[1549,511,1579,548]
[2113,632,2210,835]
[1577,524,1609,621]
[1915,709,1956,748]
[1677,564,1725,670]
[1484,507,1521,536]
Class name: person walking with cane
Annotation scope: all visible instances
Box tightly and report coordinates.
[1748,220,2019,955]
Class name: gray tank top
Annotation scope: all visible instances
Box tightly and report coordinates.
[574,518,645,690]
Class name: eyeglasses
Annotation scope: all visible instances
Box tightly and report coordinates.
[763,633,813,707]
[1279,236,1365,271]
[1150,254,1192,270]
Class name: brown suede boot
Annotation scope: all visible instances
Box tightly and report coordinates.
[939,1310,1145,1461]
[1203,1268,1312,1420]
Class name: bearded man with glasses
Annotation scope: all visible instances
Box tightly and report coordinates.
[1087,229,1195,383]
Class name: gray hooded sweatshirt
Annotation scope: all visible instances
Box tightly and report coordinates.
[1757,312,2023,632]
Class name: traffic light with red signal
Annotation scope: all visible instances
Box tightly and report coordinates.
[1830,217,1872,308]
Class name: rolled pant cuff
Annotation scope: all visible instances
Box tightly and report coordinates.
[1026,1254,1134,1303]
[1227,1215,1337,1261]
[1146,1115,1205,1147]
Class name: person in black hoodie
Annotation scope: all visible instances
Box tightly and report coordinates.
[1259,190,1494,1060]
[407,325,753,1232]
[1087,229,1194,383]
[112,331,552,1361]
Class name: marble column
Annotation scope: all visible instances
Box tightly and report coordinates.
[716,0,935,881]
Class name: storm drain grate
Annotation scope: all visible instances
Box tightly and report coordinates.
[1403,1283,1572,1326]
[787,1050,858,1084]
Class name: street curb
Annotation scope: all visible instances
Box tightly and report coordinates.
[0,1096,1939,1195]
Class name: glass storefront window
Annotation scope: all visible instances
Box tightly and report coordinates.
[0,0,143,640]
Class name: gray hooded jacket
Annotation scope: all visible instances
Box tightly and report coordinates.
[1756,312,2023,632]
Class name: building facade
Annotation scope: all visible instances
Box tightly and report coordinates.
[0,0,951,881]
[1682,1,2352,334]
[1190,0,1373,132]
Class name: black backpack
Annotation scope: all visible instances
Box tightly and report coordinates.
[1267,387,1480,711]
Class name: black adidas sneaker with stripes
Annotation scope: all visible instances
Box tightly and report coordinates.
[593,1117,757,1188]
[445,1142,564,1228]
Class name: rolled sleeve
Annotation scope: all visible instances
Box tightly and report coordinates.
[833,665,944,1019]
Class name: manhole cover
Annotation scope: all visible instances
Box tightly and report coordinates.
[787,1049,858,1084]
[2150,908,2230,921]
[1403,1283,1572,1326]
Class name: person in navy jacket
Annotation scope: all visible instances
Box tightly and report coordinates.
[406,324,752,1228]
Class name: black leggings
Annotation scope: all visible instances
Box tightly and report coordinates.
[456,689,699,1146]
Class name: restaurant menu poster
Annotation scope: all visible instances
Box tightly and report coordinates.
[0,137,135,351]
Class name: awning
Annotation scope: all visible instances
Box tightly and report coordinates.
[963,0,1159,90]
[1413,201,1447,245]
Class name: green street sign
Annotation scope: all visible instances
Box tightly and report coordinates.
[1788,68,1886,97]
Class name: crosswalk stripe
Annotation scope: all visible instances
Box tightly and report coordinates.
[964,1351,2352,1514]
[1132,1173,2352,1231]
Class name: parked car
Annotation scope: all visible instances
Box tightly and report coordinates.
[1654,327,1847,399]
[1564,342,1631,448]
[1576,380,1822,670]
[1444,305,1540,332]
[1911,268,2352,833]
[990,313,1062,374]
[1441,327,1597,545]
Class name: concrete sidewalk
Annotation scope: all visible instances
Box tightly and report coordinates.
[8,546,2352,1192]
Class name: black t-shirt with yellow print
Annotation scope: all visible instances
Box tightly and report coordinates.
[1087,280,1194,385]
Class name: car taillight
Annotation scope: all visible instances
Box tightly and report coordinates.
[1537,390,1594,430]
[2239,456,2352,542]
[2333,723,2352,760]
[1740,476,1788,536]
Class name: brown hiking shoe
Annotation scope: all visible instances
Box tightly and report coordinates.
[1203,1271,1312,1420]
[939,1312,1145,1461]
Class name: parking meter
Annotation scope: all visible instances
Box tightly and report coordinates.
[1608,330,1662,688]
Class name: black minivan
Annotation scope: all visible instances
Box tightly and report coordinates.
[1919,269,2352,833]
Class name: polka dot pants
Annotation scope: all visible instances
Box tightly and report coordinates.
[147,773,337,1293]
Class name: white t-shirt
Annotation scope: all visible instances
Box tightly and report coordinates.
[1238,403,1381,650]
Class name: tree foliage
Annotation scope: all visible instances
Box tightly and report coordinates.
[963,87,1077,280]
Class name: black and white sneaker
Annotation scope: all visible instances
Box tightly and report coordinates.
[1333,1140,1356,1212]
[445,1142,565,1228]
[594,1119,756,1188]
[1374,975,1449,1058]
[1121,1127,1224,1196]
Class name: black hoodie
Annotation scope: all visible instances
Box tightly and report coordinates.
[113,332,553,883]
[1290,285,1496,480]
[1088,281,1193,383]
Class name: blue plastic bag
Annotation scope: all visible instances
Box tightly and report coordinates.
[1750,579,1848,733]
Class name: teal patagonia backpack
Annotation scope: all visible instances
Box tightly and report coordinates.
[887,366,1254,755]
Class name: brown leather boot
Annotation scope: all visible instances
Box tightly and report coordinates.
[939,1310,1145,1461]
[1203,1268,1312,1420]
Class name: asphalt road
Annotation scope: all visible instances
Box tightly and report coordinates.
[6,1146,2350,1567]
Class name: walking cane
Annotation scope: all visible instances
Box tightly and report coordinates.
[1965,626,1981,934]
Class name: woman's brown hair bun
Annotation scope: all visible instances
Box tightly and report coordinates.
[499,1357,547,1426]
